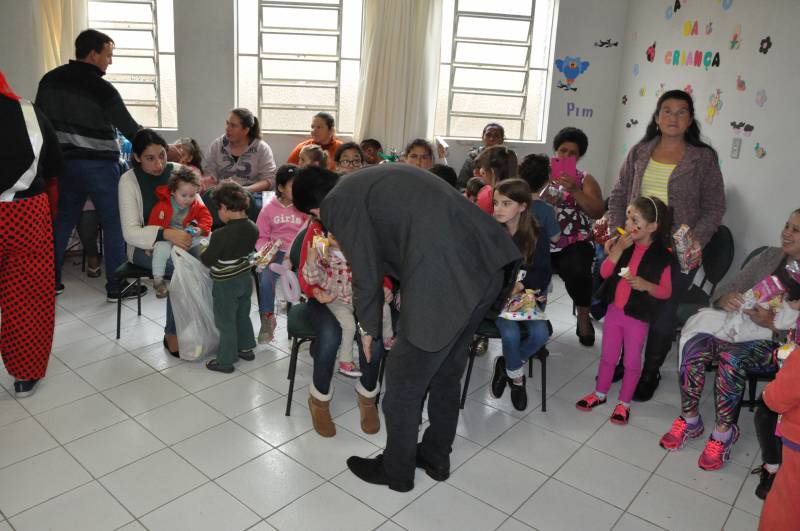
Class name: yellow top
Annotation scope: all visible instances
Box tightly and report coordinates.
[640,158,675,205]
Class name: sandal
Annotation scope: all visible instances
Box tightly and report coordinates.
[576,392,606,411]
[610,403,630,425]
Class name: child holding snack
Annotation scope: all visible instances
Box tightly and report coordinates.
[201,182,260,373]
[147,166,212,297]
[576,196,672,425]
[255,164,308,342]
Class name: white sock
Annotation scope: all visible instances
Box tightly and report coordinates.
[620,401,630,408]
[764,463,780,474]
[594,391,607,400]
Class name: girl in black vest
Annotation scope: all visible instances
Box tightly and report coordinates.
[576,196,672,424]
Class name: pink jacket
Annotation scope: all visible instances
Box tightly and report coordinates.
[255,195,308,252]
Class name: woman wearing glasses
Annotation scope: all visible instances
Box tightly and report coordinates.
[334,142,365,175]
[607,89,725,401]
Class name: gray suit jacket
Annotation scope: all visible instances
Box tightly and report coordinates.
[321,164,521,352]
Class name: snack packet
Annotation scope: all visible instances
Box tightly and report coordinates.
[672,224,702,273]
[250,238,283,272]
[592,217,610,245]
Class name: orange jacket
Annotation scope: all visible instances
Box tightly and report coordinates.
[146,185,212,235]
[764,349,800,446]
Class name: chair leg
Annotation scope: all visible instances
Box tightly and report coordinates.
[528,358,533,377]
[460,340,478,409]
[116,288,122,339]
[285,337,300,416]
[376,349,388,407]
[136,277,142,316]
[540,355,547,412]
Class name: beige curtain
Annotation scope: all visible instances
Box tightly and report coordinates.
[37,0,88,73]
[354,0,443,152]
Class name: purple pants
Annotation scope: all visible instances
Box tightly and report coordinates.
[596,304,649,403]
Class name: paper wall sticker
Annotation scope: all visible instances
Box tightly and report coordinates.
[705,22,713,35]
[683,20,700,37]
[633,63,640,76]
[730,137,741,159]
[666,5,674,19]
[555,56,590,91]
[646,42,657,62]
[736,75,746,91]
[594,39,619,47]
[619,143,629,157]
[664,48,721,69]
[640,85,647,97]
[754,143,766,158]
[625,119,639,128]
[720,0,733,10]
[730,24,741,49]
[655,83,666,98]
[755,89,767,107]
[684,84,694,96]
[621,95,628,105]
[730,121,753,136]
[705,89,723,124]
[566,102,594,118]
[759,36,772,54]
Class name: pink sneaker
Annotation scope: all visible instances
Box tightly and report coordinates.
[659,416,705,451]
[610,403,630,425]
[576,392,606,411]
[338,361,362,378]
[698,424,740,471]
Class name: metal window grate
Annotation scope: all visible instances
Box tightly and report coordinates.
[236,0,363,135]
[435,0,557,142]
[88,0,177,129]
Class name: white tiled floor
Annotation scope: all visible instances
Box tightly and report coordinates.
[0,265,767,530]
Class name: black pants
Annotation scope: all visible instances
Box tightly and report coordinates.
[642,259,699,378]
[380,272,503,483]
[550,240,594,307]
[755,398,782,465]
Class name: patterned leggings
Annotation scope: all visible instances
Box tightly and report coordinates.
[680,333,777,428]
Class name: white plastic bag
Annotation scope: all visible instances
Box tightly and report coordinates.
[170,246,219,360]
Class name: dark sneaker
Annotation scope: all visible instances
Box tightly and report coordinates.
[752,464,777,500]
[55,283,65,296]
[14,379,40,398]
[238,349,255,361]
[107,285,148,303]
[490,356,507,399]
[206,359,234,373]
[509,377,528,411]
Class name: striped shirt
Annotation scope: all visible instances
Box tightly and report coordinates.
[640,158,675,205]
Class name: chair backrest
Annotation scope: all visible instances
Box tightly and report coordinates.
[202,187,260,231]
[290,227,308,272]
[699,225,734,296]
[741,246,768,270]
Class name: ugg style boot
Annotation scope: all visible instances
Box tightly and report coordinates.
[356,381,380,434]
[308,385,336,437]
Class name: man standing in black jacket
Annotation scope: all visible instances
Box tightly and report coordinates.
[293,164,521,491]
[36,29,142,301]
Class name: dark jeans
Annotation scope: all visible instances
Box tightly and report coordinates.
[550,240,594,307]
[642,258,698,378]
[77,209,100,258]
[755,398,782,465]
[54,159,125,294]
[131,248,176,335]
[307,298,382,395]
[381,271,503,484]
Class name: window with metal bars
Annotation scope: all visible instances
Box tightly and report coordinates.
[434,0,556,142]
[88,0,178,129]
[236,0,363,135]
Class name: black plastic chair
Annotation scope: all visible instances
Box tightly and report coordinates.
[461,320,552,412]
[113,262,153,339]
[284,227,315,416]
[676,225,735,326]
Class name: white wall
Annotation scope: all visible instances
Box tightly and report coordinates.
[0,0,629,179]
[606,0,800,270]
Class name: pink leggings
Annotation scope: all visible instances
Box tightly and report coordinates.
[596,304,649,403]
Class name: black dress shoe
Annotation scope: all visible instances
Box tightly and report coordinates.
[633,372,660,402]
[346,455,413,492]
[753,464,777,500]
[416,443,450,481]
[490,356,507,399]
[163,336,179,358]
[509,377,528,411]
[576,320,595,347]
[238,349,255,361]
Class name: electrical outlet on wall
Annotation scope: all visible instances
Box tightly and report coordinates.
[731,137,742,159]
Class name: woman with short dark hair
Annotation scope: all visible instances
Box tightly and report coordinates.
[287,112,343,171]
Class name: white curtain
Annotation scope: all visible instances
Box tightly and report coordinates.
[37,0,88,74]
[354,0,443,152]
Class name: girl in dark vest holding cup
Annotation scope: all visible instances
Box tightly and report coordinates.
[576,196,672,425]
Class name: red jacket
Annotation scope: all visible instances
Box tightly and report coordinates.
[147,185,212,235]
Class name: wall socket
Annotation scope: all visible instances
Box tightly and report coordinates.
[731,137,742,159]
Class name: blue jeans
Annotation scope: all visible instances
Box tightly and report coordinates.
[307,298,382,395]
[54,159,125,294]
[257,250,285,314]
[495,317,550,378]
[131,248,176,335]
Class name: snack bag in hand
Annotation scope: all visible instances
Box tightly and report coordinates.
[312,234,330,263]
[672,224,702,273]
[748,275,785,308]
[592,216,610,245]
[251,238,284,272]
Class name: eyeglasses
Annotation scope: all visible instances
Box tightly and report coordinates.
[659,108,690,118]
[339,159,363,167]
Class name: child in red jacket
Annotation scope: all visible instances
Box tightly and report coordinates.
[147,166,212,297]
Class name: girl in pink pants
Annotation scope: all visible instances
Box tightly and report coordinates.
[576,196,672,424]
